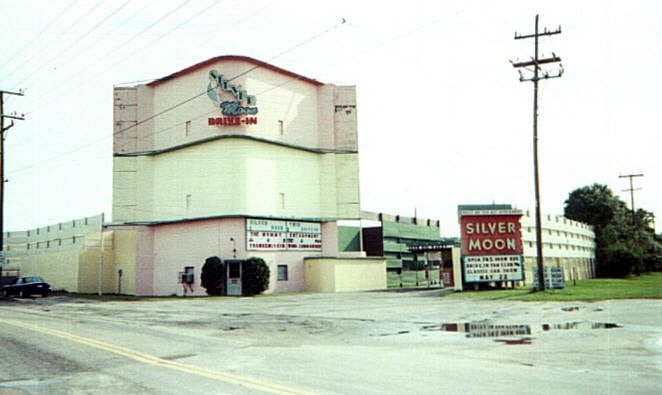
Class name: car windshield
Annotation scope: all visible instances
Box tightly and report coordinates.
[23,276,45,283]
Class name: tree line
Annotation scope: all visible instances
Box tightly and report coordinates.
[564,183,661,277]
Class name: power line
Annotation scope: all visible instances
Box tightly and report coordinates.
[2,1,104,84]
[9,11,444,178]
[0,0,78,72]
[112,17,348,139]
[115,0,225,65]
[9,1,131,92]
[15,2,156,112]
[6,16,347,178]
[619,173,644,225]
[511,14,563,292]
[18,1,193,114]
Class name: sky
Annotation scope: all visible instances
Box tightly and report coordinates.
[0,0,659,237]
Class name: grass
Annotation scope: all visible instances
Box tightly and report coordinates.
[443,272,662,301]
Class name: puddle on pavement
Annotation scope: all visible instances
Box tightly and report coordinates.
[422,322,532,338]
[542,322,621,331]
[423,320,622,339]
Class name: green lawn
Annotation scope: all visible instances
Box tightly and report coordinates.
[444,272,662,301]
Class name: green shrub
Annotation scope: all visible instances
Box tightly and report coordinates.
[201,256,224,295]
[242,257,270,296]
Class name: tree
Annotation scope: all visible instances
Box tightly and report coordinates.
[242,257,270,296]
[564,184,661,277]
[564,183,622,227]
[201,256,224,295]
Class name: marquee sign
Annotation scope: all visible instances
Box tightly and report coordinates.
[207,69,258,126]
[460,210,523,255]
[460,209,524,283]
[463,255,524,282]
[246,219,321,251]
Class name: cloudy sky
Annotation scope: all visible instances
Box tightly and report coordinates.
[1,0,659,236]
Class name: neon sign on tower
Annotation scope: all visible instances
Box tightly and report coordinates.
[207,69,258,126]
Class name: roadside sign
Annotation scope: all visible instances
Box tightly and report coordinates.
[534,266,565,289]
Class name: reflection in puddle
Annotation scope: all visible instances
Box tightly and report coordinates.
[424,321,622,337]
[542,322,621,331]
[423,322,532,338]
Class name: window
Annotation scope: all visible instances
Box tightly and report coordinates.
[277,265,288,281]
[185,120,192,136]
[278,120,284,135]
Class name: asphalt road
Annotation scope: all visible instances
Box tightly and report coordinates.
[0,291,660,394]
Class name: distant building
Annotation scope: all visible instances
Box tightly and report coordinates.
[520,211,596,283]
[338,211,461,288]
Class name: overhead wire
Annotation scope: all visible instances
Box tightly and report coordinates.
[5,0,232,177]
[7,11,442,181]
[2,1,104,84]
[20,0,194,115]
[111,0,225,67]
[7,14,342,178]
[9,0,132,92]
[112,16,348,141]
[0,0,78,73]
[127,15,445,147]
[16,1,154,111]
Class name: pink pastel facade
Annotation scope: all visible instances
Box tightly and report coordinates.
[110,55,384,296]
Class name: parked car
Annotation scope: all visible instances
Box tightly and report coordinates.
[1,276,51,298]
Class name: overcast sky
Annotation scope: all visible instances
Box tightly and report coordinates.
[1,0,659,236]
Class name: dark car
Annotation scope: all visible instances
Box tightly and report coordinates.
[1,276,51,298]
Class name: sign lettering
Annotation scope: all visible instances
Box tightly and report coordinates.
[207,69,258,127]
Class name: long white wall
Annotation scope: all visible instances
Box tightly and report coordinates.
[520,212,596,282]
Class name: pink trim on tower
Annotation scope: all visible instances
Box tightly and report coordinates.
[147,55,323,87]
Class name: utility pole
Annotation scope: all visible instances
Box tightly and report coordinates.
[619,173,643,225]
[511,15,563,291]
[1,89,25,287]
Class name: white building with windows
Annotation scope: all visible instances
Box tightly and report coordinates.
[520,211,596,283]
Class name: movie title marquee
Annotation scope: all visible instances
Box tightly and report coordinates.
[460,210,524,282]
[246,219,322,251]
[207,69,258,127]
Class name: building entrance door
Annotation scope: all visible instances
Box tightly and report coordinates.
[226,259,242,296]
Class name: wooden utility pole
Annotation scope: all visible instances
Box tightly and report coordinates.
[511,15,563,291]
[619,173,644,225]
[0,89,25,287]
